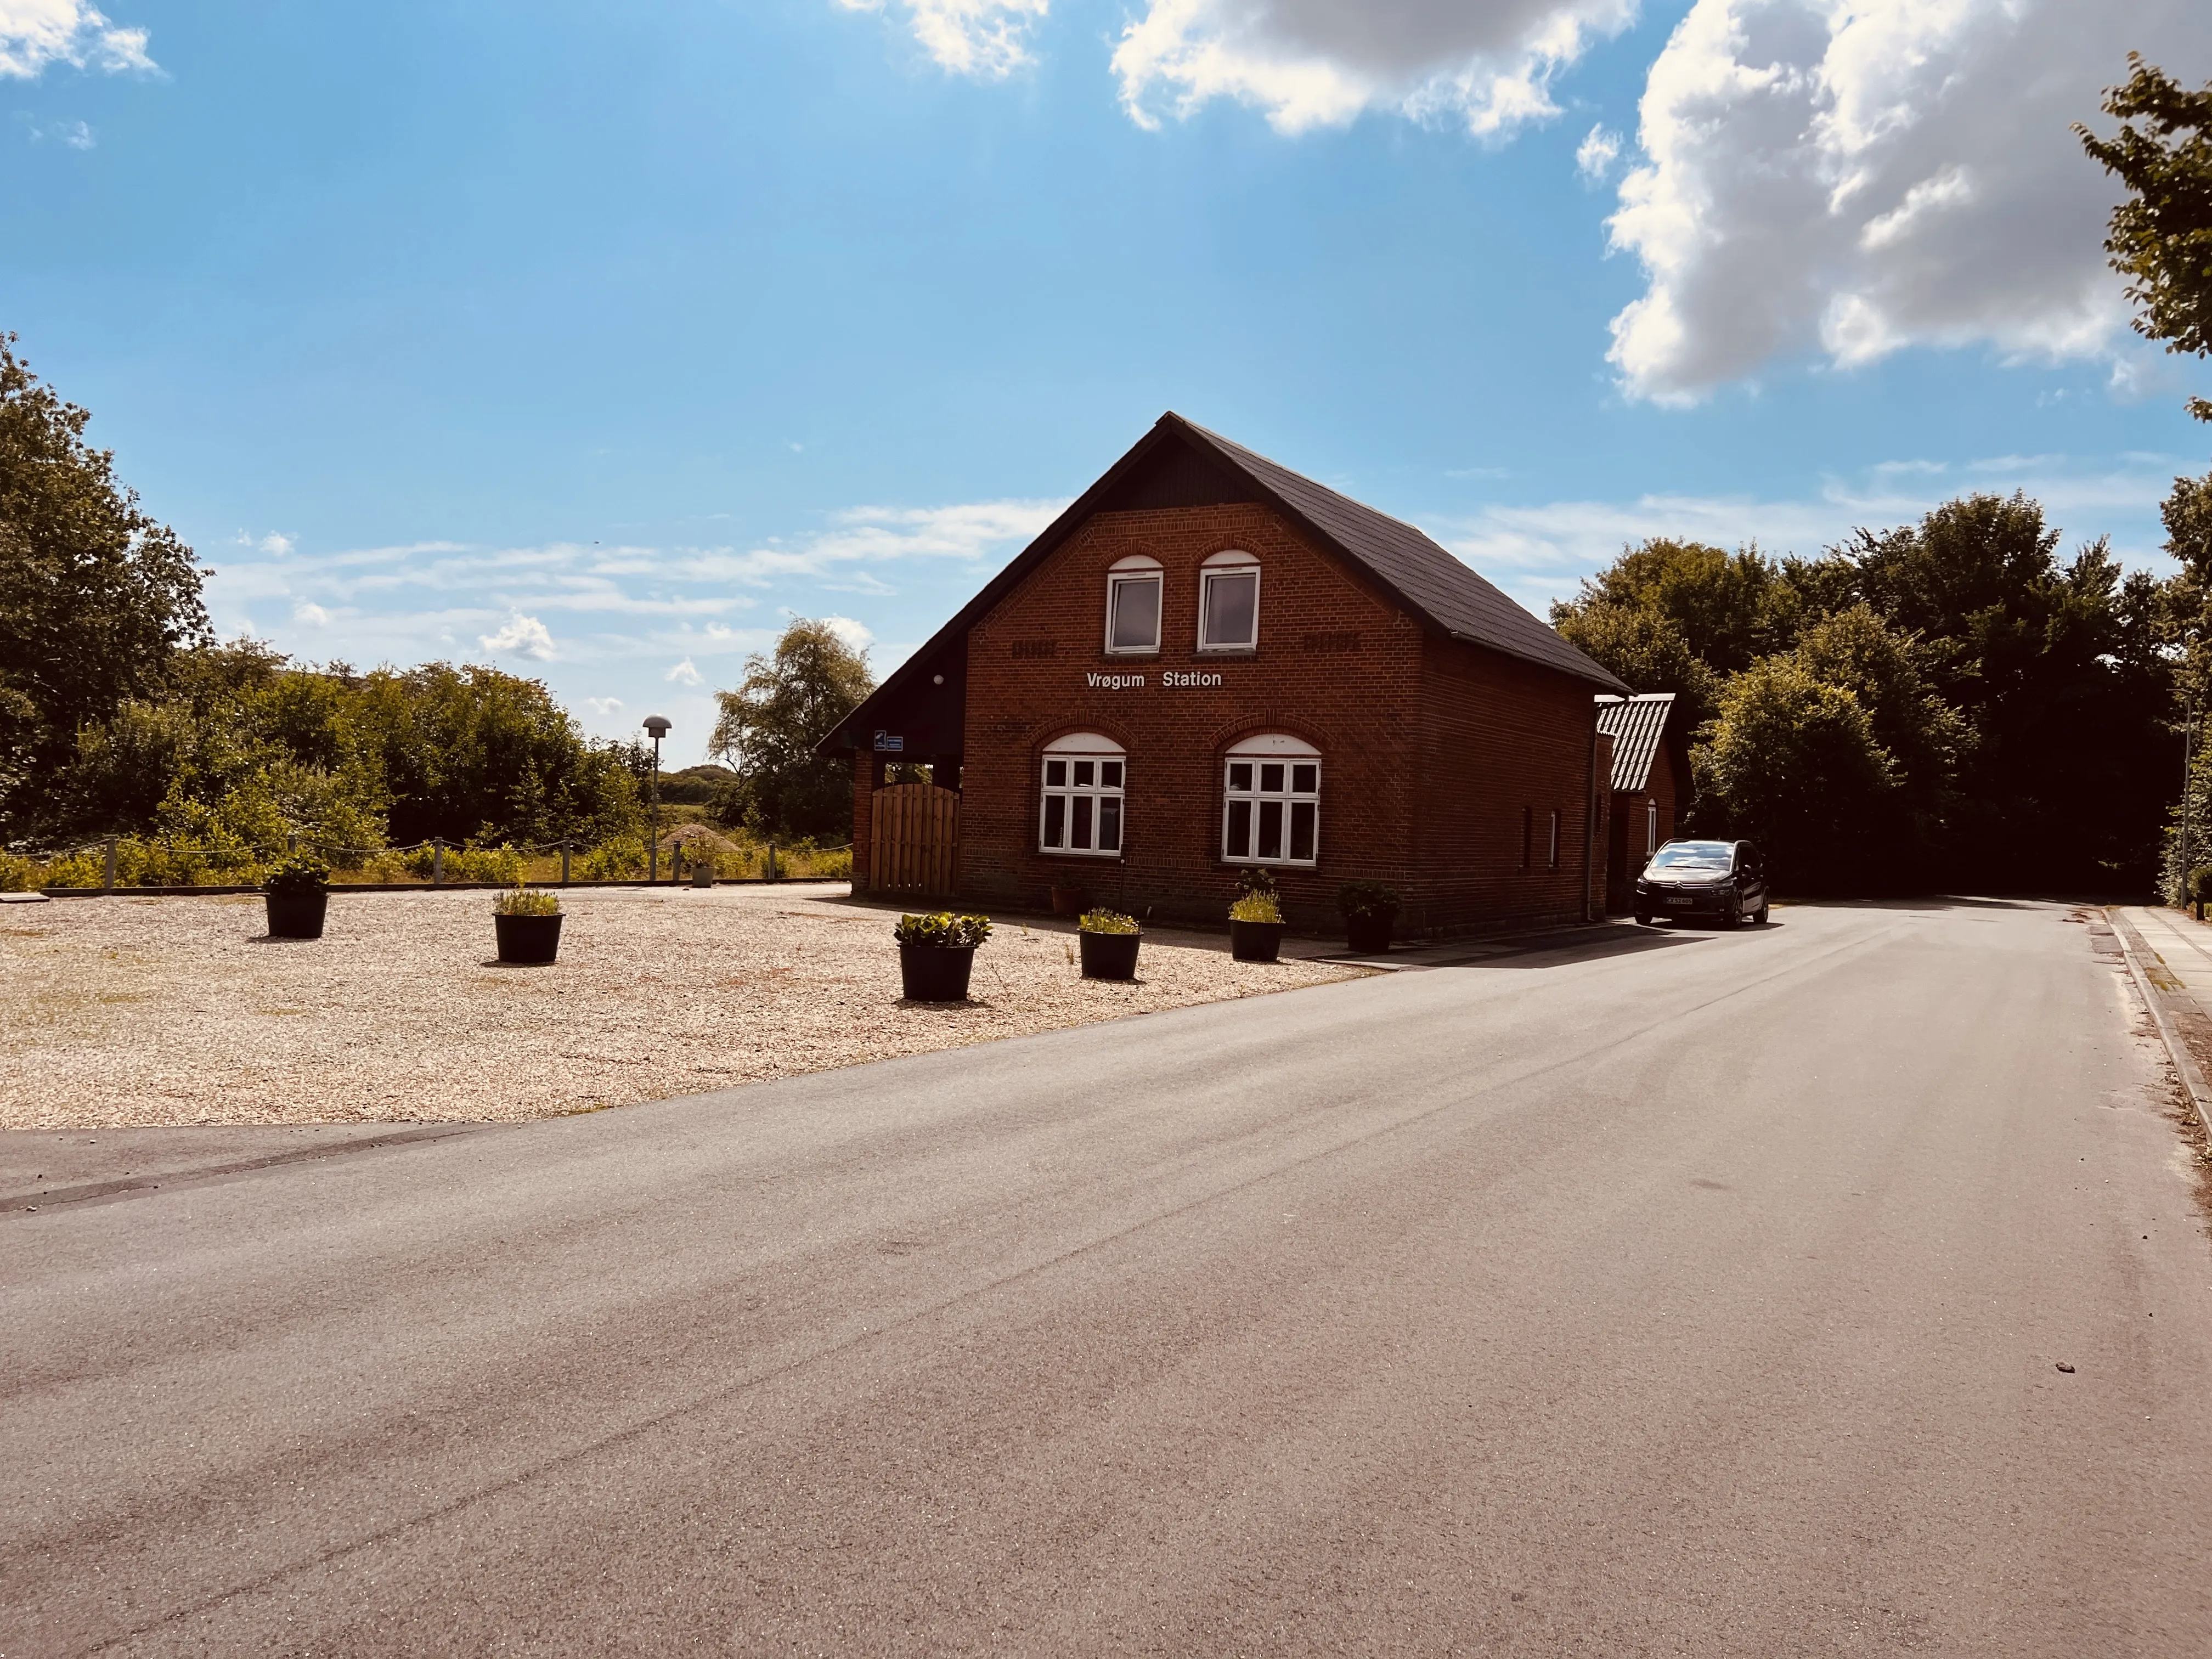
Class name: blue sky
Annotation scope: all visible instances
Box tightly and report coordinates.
[4,0,2207,763]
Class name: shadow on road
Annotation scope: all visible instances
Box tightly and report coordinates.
[1429,925,1717,970]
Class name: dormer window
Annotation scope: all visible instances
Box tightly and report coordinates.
[1104,555,1162,654]
[1198,551,1259,652]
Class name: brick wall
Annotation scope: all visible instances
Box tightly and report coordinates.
[919,499,1605,936]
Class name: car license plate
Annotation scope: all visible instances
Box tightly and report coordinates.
[1666,896,1693,907]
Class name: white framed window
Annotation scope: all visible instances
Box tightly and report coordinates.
[1222,733,1319,866]
[1548,809,1560,870]
[1104,555,1162,654]
[1645,800,1658,856]
[1040,732,1125,856]
[1197,551,1260,652]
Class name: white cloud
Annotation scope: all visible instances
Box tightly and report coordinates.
[584,696,625,716]
[839,0,1048,78]
[478,614,556,660]
[664,657,704,686]
[821,614,876,655]
[292,601,331,627]
[0,1,154,78]
[1111,0,1637,137]
[1575,123,1620,182]
[1605,0,2204,402]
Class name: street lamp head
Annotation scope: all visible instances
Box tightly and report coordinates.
[642,715,672,739]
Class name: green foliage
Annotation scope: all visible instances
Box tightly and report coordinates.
[894,911,992,948]
[0,849,36,891]
[709,619,876,839]
[0,335,211,830]
[405,842,525,884]
[1233,865,1278,900]
[2076,55,2212,421]
[578,836,645,881]
[40,642,643,868]
[494,884,561,916]
[2188,866,2212,903]
[1078,909,1139,934]
[1228,890,1283,924]
[1337,881,1403,920]
[1571,492,2176,892]
[262,853,331,896]
[1692,659,1897,890]
[1552,602,1724,729]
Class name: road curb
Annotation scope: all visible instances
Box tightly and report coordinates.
[2106,907,2212,1139]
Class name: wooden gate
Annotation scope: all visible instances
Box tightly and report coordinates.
[870,782,960,896]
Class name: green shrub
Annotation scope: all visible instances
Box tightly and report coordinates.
[1078,909,1139,934]
[2190,866,2212,902]
[894,911,992,948]
[40,853,103,888]
[494,884,561,916]
[579,836,645,881]
[0,850,37,891]
[1229,891,1283,924]
[262,853,331,895]
[1234,866,1279,900]
[1337,881,1402,920]
[809,847,853,881]
[403,842,524,884]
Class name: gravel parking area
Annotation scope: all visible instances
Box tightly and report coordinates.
[0,884,1369,1129]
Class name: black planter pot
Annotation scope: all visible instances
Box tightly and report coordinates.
[1229,918,1284,963]
[1079,929,1141,981]
[899,942,976,1002]
[1345,913,1395,954]
[264,889,328,939]
[495,912,564,964]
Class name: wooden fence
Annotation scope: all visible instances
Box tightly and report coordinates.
[869,783,960,897]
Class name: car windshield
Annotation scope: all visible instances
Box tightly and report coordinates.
[1650,842,1732,870]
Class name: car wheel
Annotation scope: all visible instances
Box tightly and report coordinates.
[1754,900,1770,925]
[1634,910,1652,927]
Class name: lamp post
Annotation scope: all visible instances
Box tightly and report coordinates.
[2183,698,2201,912]
[644,714,671,884]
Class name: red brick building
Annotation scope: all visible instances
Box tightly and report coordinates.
[822,414,1628,937]
[1596,692,1692,915]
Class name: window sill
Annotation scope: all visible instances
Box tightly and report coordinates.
[1195,646,1257,658]
[1101,649,1160,659]
[1040,848,1123,859]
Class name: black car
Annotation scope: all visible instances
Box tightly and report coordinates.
[1633,839,1769,928]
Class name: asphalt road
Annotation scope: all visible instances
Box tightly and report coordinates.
[7,900,2210,1656]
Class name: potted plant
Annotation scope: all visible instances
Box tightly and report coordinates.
[1228,868,1285,963]
[262,852,331,940]
[494,884,564,964]
[1077,909,1142,980]
[1049,881,1093,918]
[1338,881,1403,953]
[895,911,992,1001]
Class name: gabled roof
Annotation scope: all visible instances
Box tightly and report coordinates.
[823,413,1627,753]
[1595,692,1675,792]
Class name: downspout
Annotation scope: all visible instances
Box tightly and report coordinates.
[1583,700,1600,924]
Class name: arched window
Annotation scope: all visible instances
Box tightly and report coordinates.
[1104,555,1162,654]
[1222,733,1319,866]
[1197,550,1260,652]
[1041,732,1125,856]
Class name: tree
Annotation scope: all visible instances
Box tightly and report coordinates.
[708,619,875,839]
[1691,658,1898,891]
[0,334,208,832]
[1551,603,1723,730]
[1552,538,1790,677]
[1788,604,1968,857]
[2078,55,2212,421]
